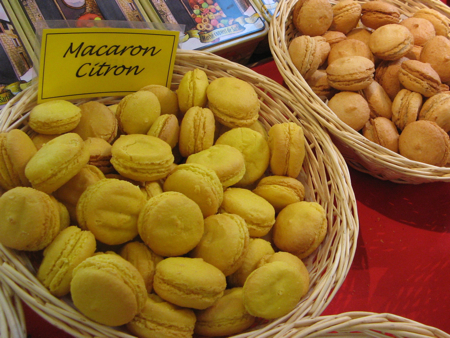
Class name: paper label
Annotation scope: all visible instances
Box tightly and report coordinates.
[38,27,179,103]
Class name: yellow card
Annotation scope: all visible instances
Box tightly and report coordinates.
[38,27,179,103]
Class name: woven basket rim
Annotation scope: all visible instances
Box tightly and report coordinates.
[0,49,359,338]
[269,0,450,184]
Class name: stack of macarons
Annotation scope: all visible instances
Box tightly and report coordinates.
[0,69,328,337]
[289,0,450,166]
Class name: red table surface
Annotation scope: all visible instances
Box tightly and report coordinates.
[23,61,450,337]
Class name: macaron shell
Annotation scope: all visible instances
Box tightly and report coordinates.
[53,164,105,223]
[138,191,204,257]
[120,241,163,293]
[0,134,12,190]
[72,101,118,143]
[363,117,399,153]
[37,226,96,297]
[153,257,227,310]
[139,84,180,116]
[24,133,90,194]
[116,90,161,134]
[392,89,423,130]
[5,129,37,187]
[330,0,361,34]
[194,287,255,337]
[399,120,450,166]
[362,80,393,119]
[163,163,223,218]
[0,187,60,251]
[420,36,450,83]
[190,213,249,276]
[76,178,146,244]
[288,35,323,80]
[71,253,147,327]
[28,100,81,135]
[273,201,328,259]
[268,122,306,178]
[326,56,375,91]
[178,106,215,158]
[215,127,270,187]
[111,134,174,181]
[206,77,260,128]
[177,68,209,114]
[293,0,333,36]
[257,251,310,298]
[369,24,414,60]
[419,92,450,132]
[127,294,196,338]
[220,188,276,238]
[360,1,401,29]
[253,176,305,213]
[243,261,304,319]
[227,238,275,288]
[398,60,442,97]
[413,8,450,37]
[186,144,246,188]
[147,114,180,149]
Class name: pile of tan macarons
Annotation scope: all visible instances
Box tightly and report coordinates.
[289,0,450,166]
[0,68,328,337]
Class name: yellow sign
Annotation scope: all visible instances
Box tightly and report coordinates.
[38,28,179,103]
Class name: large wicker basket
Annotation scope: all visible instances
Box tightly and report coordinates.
[0,49,358,338]
[269,0,450,184]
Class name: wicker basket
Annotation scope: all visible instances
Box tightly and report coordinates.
[269,0,450,184]
[0,267,26,338]
[0,49,358,337]
[242,311,450,338]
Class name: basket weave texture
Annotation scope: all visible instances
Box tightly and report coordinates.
[0,272,26,338]
[269,0,450,184]
[0,49,358,338]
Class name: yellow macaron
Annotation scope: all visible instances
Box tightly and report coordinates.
[163,163,223,217]
[37,226,96,297]
[111,134,174,182]
[76,178,146,245]
[0,187,60,251]
[28,99,81,135]
[24,133,90,194]
[71,252,147,326]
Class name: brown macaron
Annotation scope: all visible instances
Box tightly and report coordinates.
[398,59,442,97]
[391,89,423,130]
[289,35,328,80]
[327,91,371,131]
[362,80,393,119]
[400,17,436,47]
[329,0,361,34]
[360,1,401,29]
[420,36,450,83]
[292,0,333,36]
[419,92,450,132]
[369,24,414,61]
[375,57,408,101]
[412,8,450,38]
[363,117,399,153]
[326,55,375,91]
[399,120,450,166]
[328,38,374,65]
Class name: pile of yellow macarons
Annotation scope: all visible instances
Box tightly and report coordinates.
[0,68,327,337]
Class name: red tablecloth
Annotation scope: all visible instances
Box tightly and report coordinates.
[23,60,450,337]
